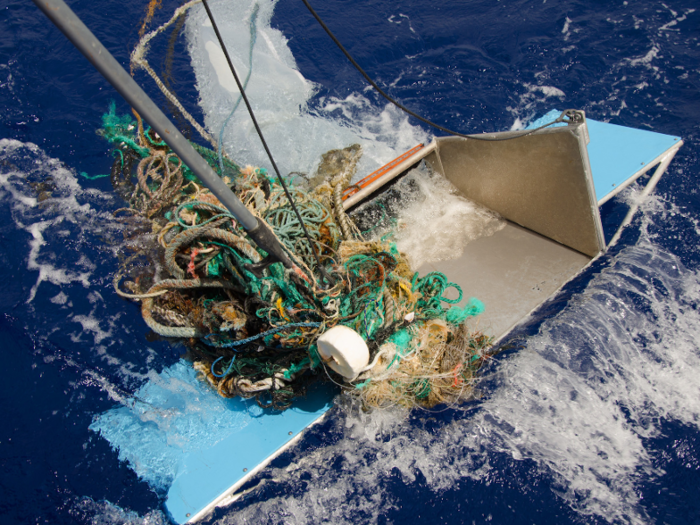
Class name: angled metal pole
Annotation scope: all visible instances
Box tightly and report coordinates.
[32,0,294,268]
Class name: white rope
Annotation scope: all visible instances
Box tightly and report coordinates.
[130,0,218,148]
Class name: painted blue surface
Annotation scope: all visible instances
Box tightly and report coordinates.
[528,109,681,203]
[90,361,333,524]
[165,384,334,523]
[587,119,681,203]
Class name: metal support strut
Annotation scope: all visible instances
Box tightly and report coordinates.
[607,143,682,248]
[32,0,294,269]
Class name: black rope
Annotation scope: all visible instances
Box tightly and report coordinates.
[201,0,334,285]
[300,0,570,141]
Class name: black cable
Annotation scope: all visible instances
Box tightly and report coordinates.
[300,0,570,141]
[201,0,334,285]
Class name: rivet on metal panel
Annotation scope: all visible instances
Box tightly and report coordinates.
[186,514,191,518]
[288,431,293,435]
[243,468,248,472]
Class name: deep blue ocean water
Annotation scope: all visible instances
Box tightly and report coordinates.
[1,0,699,524]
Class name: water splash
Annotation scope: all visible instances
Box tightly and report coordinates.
[184,0,429,182]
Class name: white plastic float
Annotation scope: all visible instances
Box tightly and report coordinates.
[316,325,370,380]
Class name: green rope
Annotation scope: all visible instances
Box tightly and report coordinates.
[79,171,110,180]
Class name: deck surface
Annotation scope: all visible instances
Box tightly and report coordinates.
[418,222,590,341]
[166,383,334,523]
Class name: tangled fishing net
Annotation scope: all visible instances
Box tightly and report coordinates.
[102,0,495,411]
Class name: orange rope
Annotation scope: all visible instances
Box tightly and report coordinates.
[452,363,463,387]
[139,0,163,39]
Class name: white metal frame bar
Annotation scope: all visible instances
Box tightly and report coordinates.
[607,140,683,248]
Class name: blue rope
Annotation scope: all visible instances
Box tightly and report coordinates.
[203,322,321,349]
[211,355,236,378]
[217,3,259,176]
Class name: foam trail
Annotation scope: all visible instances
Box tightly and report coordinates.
[0,139,154,383]
[90,361,255,490]
[354,162,506,268]
[69,497,169,525]
[0,140,97,302]
[185,0,429,181]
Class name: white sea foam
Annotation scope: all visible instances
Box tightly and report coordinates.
[388,13,417,35]
[68,497,168,525]
[184,0,429,182]
[658,7,695,33]
[626,45,661,67]
[562,16,572,40]
[71,311,115,346]
[0,139,149,380]
[584,6,699,119]
[0,139,106,302]
[50,291,69,305]
[388,163,505,269]
[506,82,566,128]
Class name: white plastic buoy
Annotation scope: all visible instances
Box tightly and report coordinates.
[317,325,370,380]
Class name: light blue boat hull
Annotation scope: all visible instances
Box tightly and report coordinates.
[91,112,681,524]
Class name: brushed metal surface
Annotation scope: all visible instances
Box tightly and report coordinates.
[418,221,590,341]
[435,127,604,257]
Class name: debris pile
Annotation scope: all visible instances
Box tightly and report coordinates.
[102,0,495,410]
